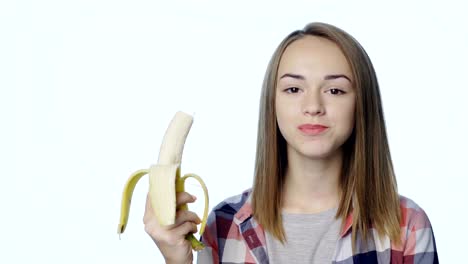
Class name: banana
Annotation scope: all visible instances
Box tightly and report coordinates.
[117,111,209,251]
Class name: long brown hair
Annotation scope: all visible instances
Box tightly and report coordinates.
[251,22,401,248]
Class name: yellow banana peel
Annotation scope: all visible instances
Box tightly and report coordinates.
[117,111,209,251]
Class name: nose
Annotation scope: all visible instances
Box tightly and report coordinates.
[302,90,325,116]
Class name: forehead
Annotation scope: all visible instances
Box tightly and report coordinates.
[277,36,352,79]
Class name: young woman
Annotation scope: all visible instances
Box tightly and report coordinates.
[143,22,438,264]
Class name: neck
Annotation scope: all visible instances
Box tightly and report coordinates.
[282,147,342,214]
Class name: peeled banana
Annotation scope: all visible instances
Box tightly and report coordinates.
[117,111,209,251]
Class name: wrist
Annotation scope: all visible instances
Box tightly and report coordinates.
[165,261,192,264]
[165,257,193,264]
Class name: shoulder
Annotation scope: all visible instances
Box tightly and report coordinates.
[200,188,252,248]
[210,188,252,218]
[397,195,438,259]
[199,188,259,263]
[203,188,252,234]
[398,195,433,230]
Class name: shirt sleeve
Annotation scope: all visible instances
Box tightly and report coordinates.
[197,210,220,264]
[402,206,439,264]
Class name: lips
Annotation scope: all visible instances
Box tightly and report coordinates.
[298,124,329,135]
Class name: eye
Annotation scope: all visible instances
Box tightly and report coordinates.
[284,87,301,93]
[327,88,346,95]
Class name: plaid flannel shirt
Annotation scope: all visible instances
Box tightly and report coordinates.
[197,188,438,264]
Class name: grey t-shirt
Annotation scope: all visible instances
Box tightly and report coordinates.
[265,207,341,263]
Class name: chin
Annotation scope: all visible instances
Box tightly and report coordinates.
[295,142,342,160]
[296,147,334,160]
[303,152,334,160]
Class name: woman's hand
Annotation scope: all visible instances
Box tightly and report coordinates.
[143,191,201,264]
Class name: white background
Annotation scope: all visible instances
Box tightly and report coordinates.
[1,0,467,263]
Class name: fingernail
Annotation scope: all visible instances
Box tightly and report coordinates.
[191,195,197,201]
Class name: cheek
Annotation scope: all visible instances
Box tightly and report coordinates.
[275,99,292,138]
[330,101,355,132]
[275,108,287,135]
[342,101,356,132]
[276,95,297,117]
[275,97,287,125]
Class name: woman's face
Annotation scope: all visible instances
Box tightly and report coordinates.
[275,36,356,160]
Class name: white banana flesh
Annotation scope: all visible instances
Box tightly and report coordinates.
[117,111,209,251]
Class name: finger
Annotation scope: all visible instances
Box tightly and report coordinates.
[143,193,155,224]
[174,222,198,237]
[174,210,201,226]
[176,191,197,207]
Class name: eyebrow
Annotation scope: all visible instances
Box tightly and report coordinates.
[279,73,352,83]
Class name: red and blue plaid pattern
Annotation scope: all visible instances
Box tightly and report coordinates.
[197,188,438,263]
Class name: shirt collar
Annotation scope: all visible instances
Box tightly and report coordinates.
[233,190,254,225]
[340,210,353,237]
